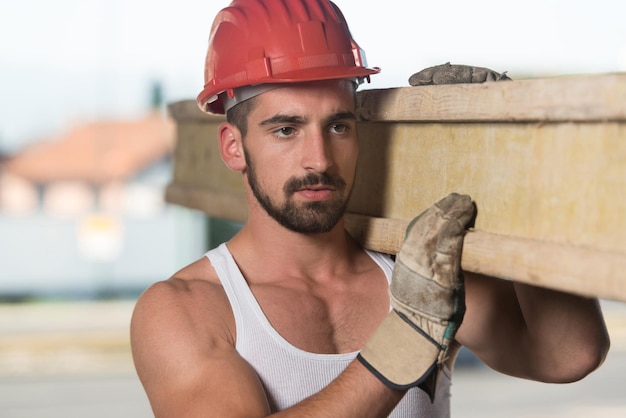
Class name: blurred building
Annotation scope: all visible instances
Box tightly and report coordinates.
[0,111,208,300]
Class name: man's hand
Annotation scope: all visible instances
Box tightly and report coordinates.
[358,193,476,401]
[409,62,511,86]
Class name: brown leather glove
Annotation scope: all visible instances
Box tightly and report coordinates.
[358,193,476,401]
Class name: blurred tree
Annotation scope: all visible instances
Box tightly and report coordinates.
[150,81,164,112]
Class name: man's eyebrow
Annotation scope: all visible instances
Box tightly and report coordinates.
[325,111,356,124]
[259,112,356,127]
[259,114,307,127]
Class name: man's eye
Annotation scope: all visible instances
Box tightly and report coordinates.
[330,124,349,134]
[274,127,296,137]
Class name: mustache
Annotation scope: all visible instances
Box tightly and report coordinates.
[284,173,346,195]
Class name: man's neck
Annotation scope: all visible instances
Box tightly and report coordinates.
[227,213,363,284]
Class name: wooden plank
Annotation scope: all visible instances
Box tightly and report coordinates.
[165,73,626,302]
[348,121,626,254]
[163,185,626,302]
[345,214,626,302]
[165,184,247,222]
[357,73,626,122]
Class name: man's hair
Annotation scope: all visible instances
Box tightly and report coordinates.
[225,96,260,139]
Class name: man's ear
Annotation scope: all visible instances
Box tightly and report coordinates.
[218,122,246,172]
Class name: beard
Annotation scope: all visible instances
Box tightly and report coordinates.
[244,152,350,234]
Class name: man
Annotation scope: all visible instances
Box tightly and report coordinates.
[130,1,610,417]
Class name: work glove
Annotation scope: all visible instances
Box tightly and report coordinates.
[409,62,511,86]
[357,193,475,401]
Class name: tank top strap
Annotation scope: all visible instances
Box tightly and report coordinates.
[205,243,261,350]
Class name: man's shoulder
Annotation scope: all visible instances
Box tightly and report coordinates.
[130,257,240,406]
[172,253,221,284]
[138,256,222,302]
[131,256,234,345]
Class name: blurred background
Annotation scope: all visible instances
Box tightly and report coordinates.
[1,0,625,416]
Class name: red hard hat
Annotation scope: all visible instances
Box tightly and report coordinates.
[197,0,381,114]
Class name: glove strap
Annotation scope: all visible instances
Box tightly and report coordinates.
[357,310,443,401]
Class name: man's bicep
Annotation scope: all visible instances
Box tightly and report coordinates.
[130,281,271,417]
[143,347,271,418]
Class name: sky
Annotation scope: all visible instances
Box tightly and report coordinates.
[1,0,625,152]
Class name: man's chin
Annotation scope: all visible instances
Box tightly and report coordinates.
[275,208,345,234]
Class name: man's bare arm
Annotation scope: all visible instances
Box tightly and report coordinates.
[131,278,405,418]
[457,272,610,382]
[131,279,272,417]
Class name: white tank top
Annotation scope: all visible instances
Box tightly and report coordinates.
[206,243,451,417]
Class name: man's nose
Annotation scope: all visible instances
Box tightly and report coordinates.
[301,131,333,173]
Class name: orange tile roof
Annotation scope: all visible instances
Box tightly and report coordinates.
[4,114,175,184]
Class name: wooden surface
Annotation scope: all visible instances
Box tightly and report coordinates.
[348,121,626,254]
[345,214,626,301]
[165,73,626,302]
[356,73,626,122]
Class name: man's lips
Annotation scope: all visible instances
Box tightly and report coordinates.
[295,186,335,200]
[298,184,334,192]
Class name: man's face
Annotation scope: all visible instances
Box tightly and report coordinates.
[241,79,359,234]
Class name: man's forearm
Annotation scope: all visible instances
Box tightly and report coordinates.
[271,361,406,418]
[513,282,610,381]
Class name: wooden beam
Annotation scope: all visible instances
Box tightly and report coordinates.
[345,214,626,302]
[163,181,626,301]
[356,73,626,122]
[165,73,626,302]
[165,184,247,222]
[163,183,626,302]
[348,121,626,254]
